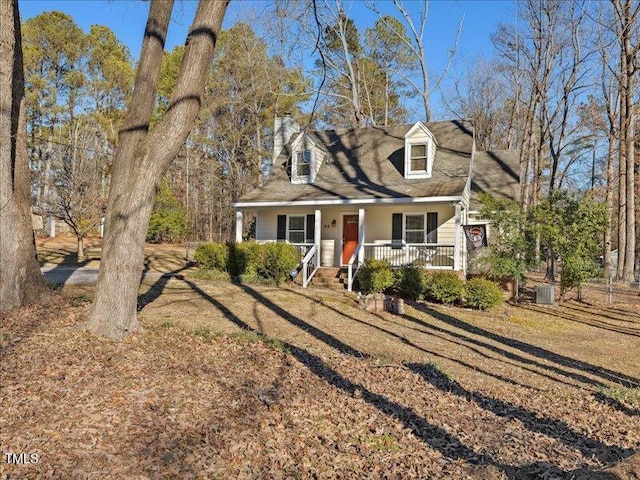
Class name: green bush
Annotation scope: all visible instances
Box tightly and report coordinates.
[194,243,229,271]
[357,259,394,294]
[229,242,299,285]
[259,243,300,285]
[394,264,429,300]
[425,271,464,305]
[560,254,602,299]
[464,278,503,310]
[228,242,262,277]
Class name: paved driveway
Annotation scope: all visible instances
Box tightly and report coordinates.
[41,265,164,286]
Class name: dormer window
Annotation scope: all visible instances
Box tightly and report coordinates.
[404,121,436,178]
[410,144,428,172]
[296,150,312,177]
[290,132,325,184]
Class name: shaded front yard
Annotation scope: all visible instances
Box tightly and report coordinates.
[1,267,639,478]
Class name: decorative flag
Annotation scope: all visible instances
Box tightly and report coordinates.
[464,225,488,252]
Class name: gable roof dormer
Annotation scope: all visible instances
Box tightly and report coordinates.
[404,121,437,179]
[290,131,326,184]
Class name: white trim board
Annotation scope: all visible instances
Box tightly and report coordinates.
[233,196,463,209]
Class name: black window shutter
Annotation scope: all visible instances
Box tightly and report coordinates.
[306,214,315,243]
[392,213,403,241]
[427,212,438,243]
[277,215,286,241]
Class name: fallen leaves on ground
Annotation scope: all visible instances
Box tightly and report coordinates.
[1,293,639,479]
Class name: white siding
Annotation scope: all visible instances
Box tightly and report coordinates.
[365,204,456,244]
[255,203,457,266]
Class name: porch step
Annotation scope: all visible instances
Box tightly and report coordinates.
[310,267,348,290]
[314,267,342,278]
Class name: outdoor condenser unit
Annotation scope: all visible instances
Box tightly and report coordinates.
[535,285,555,305]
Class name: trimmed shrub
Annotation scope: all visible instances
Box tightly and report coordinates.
[425,271,464,305]
[194,243,229,271]
[464,278,503,310]
[259,242,300,285]
[394,264,429,300]
[357,259,394,294]
[228,242,263,277]
[229,242,299,285]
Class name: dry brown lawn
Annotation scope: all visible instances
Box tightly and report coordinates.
[36,234,190,272]
[2,239,639,479]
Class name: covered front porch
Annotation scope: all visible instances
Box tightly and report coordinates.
[235,200,467,291]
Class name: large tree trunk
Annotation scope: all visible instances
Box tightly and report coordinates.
[83,0,227,340]
[0,0,50,312]
[615,0,638,283]
[604,135,616,279]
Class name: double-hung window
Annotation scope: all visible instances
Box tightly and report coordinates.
[405,214,425,243]
[394,212,438,244]
[295,150,312,177]
[288,215,306,243]
[410,144,428,172]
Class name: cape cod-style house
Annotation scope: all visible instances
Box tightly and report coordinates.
[232,115,520,291]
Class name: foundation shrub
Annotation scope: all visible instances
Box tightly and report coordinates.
[425,271,464,305]
[194,243,229,271]
[464,277,503,310]
[357,259,394,294]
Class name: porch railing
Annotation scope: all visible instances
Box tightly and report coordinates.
[301,244,319,288]
[363,243,455,269]
[292,243,314,259]
[347,242,363,292]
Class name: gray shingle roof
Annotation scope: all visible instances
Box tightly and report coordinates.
[470,150,521,210]
[235,120,475,205]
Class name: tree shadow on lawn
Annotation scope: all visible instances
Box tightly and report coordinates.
[136,264,191,311]
[558,302,640,324]
[161,278,497,471]
[147,278,632,479]
[592,392,640,417]
[287,289,539,390]
[407,362,636,465]
[42,252,93,287]
[519,304,640,338]
[410,303,640,389]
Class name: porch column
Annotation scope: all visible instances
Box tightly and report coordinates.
[358,208,365,263]
[454,203,462,271]
[315,209,321,268]
[235,211,243,243]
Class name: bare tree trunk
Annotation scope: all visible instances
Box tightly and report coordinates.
[612,0,639,282]
[604,136,616,279]
[77,236,84,260]
[0,0,50,312]
[83,0,227,339]
[623,112,636,282]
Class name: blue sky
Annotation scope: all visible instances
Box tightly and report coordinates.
[19,0,517,118]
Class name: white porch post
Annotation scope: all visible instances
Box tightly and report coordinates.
[358,208,365,263]
[315,209,321,268]
[235,211,243,243]
[454,203,462,271]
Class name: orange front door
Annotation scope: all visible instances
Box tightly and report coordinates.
[342,215,359,264]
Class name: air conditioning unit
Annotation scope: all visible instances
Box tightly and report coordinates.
[535,285,555,305]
